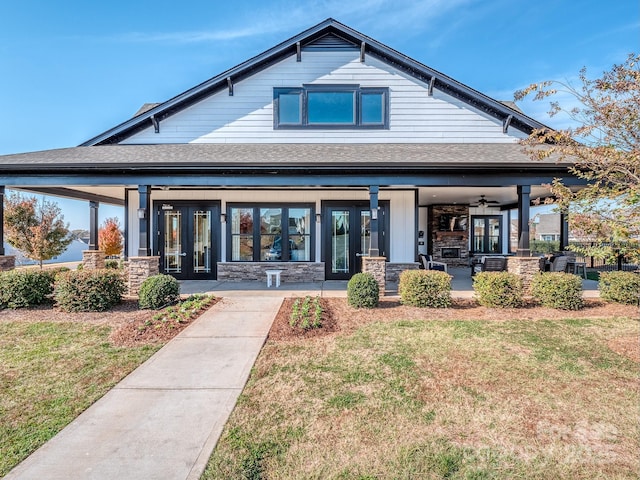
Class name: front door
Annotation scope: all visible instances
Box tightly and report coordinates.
[156,202,219,280]
[471,215,502,254]
[323,202,388,280]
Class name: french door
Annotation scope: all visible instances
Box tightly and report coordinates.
[323,202,388,280]
[156,202,220,280]
[471,215,502,254]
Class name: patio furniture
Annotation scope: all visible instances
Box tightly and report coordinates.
[481,256,507,272]
[550,256,568,273]
[419,254,448,273]
[265,269,282,288]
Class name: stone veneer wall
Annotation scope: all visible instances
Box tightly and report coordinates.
[217,262,325,282]
[386,262,419,283]
[430,205,470,267]
[127,256,160,295]
[82,250,106,270]
[507,257,543,295]
[362,256,386,296]
[0,255,16,271]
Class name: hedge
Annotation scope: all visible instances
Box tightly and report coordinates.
[399,269,451,308]
[54,269,125,312]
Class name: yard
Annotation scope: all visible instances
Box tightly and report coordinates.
[203,298,639,479]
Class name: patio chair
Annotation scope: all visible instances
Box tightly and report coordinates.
[550,255,568,272]
[419,254,448,273]
[481,256,507,272]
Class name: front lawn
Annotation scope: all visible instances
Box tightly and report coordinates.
[0,321,159,476]
[204,299,639,479]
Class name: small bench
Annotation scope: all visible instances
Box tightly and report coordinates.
[265,269,283,288]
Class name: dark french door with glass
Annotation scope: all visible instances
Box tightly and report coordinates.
[471,215,502,254]
[322,201,388,280]
[156,201,220,280]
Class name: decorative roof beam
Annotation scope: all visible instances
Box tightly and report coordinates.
[296,41,301,62]
[227,77,234,96]
[503,114,513,134]
[428,76,436,96]
[150,115,160,133]
[360,41,366,62]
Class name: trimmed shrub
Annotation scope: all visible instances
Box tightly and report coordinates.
[347,272,379,308]
[105,259,120,269]
[599,271,640,305]
[0,270,55,308]
[531,272,583,310]
[473,271,523,308]
[54,269,125,312]
[139,274,180,310]
[399,269,451,308]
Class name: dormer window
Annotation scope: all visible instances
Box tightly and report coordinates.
[274,85,388,129]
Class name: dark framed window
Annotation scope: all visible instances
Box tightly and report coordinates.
[274,85,389,129]
[471,216,503,254]
[229,205,313,262]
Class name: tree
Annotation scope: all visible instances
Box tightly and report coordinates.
[515,53,640,262]
[3,193,73,268]
[98,217,123,256]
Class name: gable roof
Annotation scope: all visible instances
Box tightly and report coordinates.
[81,18,548,146]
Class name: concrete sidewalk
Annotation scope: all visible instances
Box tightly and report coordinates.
[6,296,283,480]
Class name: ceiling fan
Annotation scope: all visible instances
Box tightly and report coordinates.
[470,195,499,207]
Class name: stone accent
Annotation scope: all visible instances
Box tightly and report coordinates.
[362,256,386,296]
[82,250,106,270]
[507,256,543,294]
[386,262,419,283]
[0,255,16,271]
[217,262,325,283]
[127,256,160,295]
[430,205,470,267]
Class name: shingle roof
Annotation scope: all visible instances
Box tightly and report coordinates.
[0,143,566,171]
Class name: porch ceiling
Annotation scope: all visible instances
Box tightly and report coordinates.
[418,186,552,207]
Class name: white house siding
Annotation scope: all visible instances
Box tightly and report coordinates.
[121,51,527,145]
[127,189,416,263]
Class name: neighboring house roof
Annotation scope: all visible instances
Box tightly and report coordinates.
[80,18,549,146]
[535,213,561,235]
[0,143,567,172]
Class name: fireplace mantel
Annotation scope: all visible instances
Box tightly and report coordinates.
[435,231,467,241]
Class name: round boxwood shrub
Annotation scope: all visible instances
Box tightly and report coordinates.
[105,259,121,269]
[473,271,523,308]
[599,271,640,305]
[347,272,379,308]
[399,269,451,308]
[138,274,180,309]
[54,269,125,312]
[531,272,584,310]
[0,270,56,309]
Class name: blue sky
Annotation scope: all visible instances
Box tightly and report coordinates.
[0,0,638,228]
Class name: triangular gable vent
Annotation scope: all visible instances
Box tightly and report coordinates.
[303,32,358,51]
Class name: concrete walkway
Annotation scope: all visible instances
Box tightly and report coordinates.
[6,296,283,480]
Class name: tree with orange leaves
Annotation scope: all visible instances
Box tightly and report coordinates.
[3,192,72,268]
[98,217,123,256]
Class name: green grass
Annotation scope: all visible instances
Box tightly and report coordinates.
[203,316,639,479]
[0,321,160,476]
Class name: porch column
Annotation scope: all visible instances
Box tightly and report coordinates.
[137,185,151,256]
[89,200,99,250]
[517,185,531,257]
[0,186,5,256]
[0,186,14,271]
[560,212,569,250]
[369,185,379,257]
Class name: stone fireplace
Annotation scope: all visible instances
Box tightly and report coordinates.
[430,205,469,267]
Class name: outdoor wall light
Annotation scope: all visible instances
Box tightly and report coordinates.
[371,208,378,220]
[137,208,146,219]
[220,213,227,223]
[315,213,322,223]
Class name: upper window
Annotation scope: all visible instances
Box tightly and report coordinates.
[274,85,388,129]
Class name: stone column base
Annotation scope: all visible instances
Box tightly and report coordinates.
[362,256,387,296]
[127,256,160,295]
[82,250,106,270]
[507,256,543,295]
[0,255,16,271]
